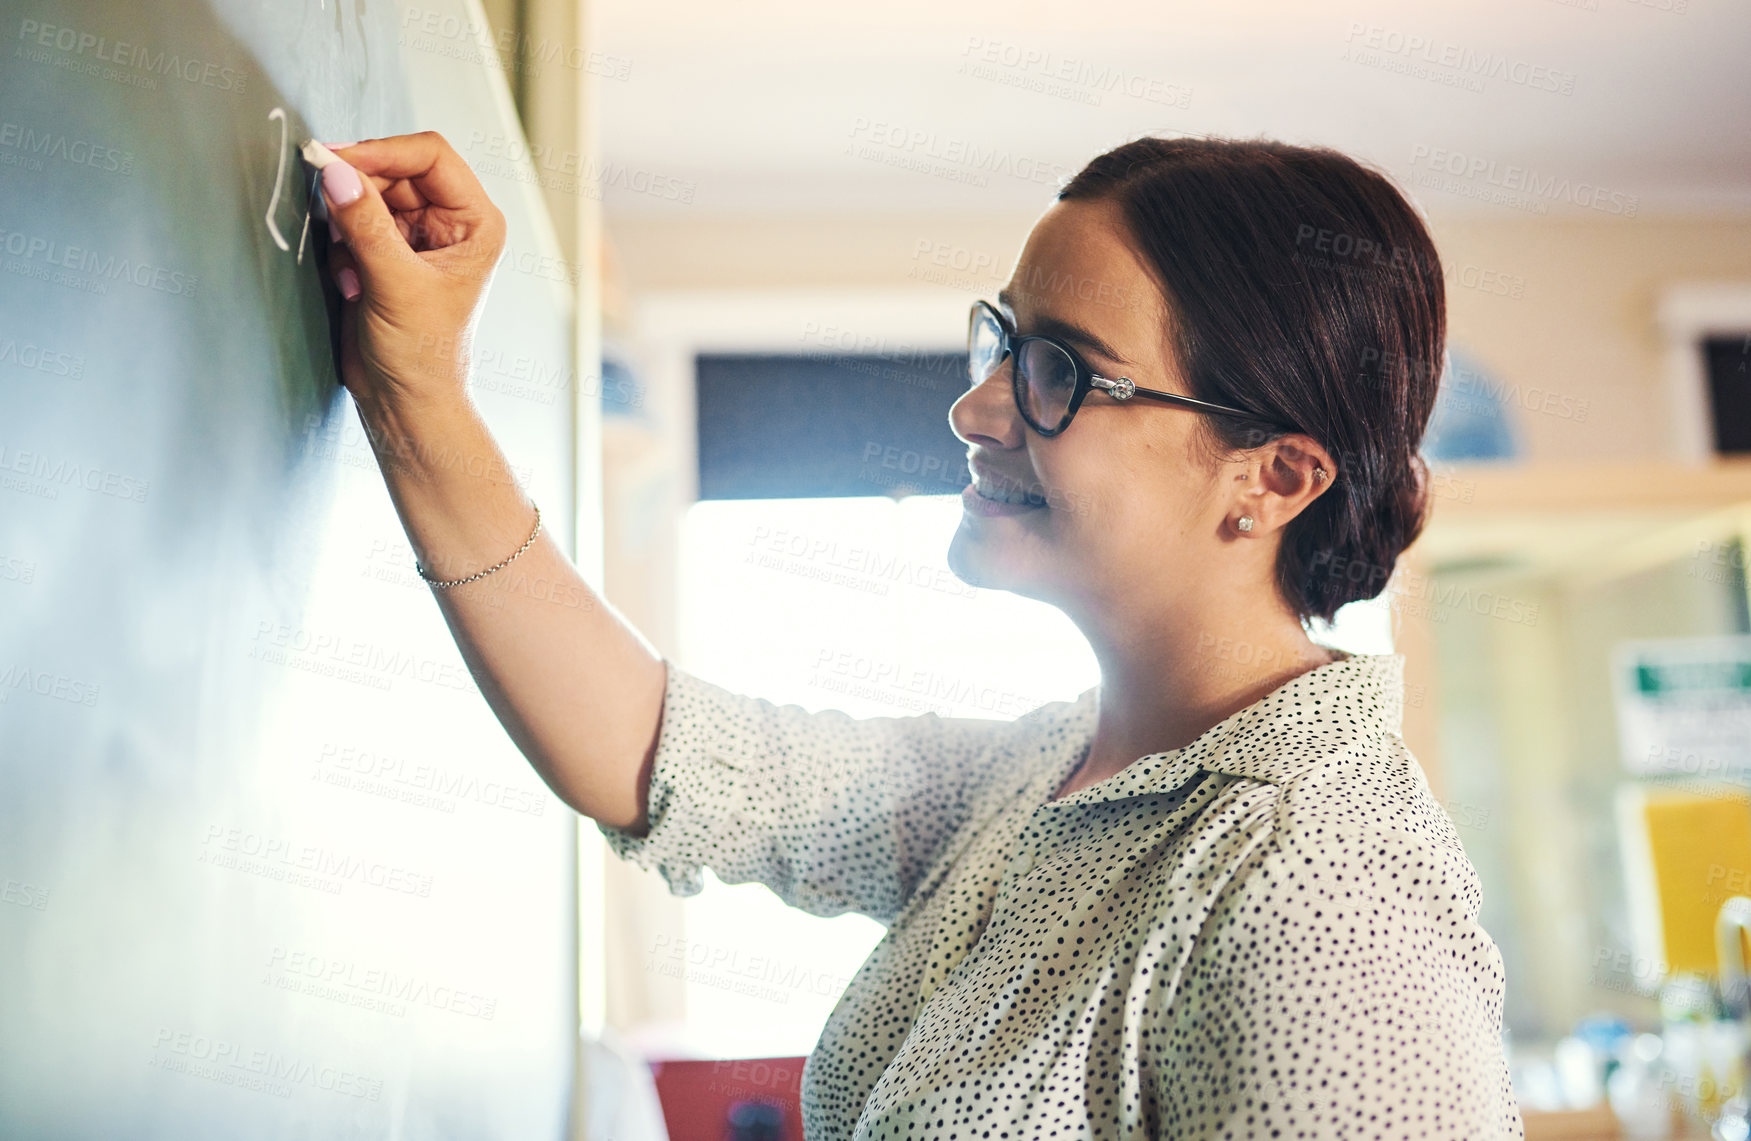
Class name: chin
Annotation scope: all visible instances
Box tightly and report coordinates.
[945,526,993,590]
[946,522,1053,602]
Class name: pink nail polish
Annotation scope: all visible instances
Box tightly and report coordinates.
[321,160,363,207]
[337,267,361,300]
[325,141,358,149]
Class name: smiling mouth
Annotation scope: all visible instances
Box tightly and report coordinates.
[970,474,1047,508]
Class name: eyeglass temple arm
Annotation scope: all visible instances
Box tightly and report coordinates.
[1089,375,1269,423]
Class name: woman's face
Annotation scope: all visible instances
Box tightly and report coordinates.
[946,196,1238,612]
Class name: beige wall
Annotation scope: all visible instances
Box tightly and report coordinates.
[605,209,1751,464]
[1435,214,1751,462]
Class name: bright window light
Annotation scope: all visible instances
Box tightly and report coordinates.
[1313,593,1397,656]
[671,493,1095,1057]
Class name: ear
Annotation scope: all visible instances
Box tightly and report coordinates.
[1229,434,1336,537]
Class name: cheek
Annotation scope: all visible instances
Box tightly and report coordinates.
[1053,445,1214,539]
[1032,420,1216,535]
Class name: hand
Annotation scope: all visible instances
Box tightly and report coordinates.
[318,131,507,411]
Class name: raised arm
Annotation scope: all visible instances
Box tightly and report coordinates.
[599,660,1031,923]
[317,130,662,832]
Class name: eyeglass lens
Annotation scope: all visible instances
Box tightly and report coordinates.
[967,305,1080,433]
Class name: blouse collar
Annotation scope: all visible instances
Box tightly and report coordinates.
[1043,653,1406,809]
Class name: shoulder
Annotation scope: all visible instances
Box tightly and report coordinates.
[1218,745,1482,933]
[1185,765,1487,984]
[1180,652,1483,926]
[1192,653,1468,855]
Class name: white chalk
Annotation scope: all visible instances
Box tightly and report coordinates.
[299,138,344,170]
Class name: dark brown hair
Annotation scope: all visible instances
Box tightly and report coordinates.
[1058,136,1443,624]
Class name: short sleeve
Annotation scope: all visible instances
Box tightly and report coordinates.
[1149,823,1522,1140]
[595,659,1021,925]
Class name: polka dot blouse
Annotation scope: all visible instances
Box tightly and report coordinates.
[598,652,1523,1140]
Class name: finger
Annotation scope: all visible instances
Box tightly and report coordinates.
[328,132,487,213]
[325,239,362,303]
[336,290,368,396]
[319,154,422,286]
[381,180,429,213]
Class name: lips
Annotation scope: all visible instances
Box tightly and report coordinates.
[967,460,1048,508]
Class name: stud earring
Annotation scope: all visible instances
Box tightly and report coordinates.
[1313,467,1329,482]
[1236,515,1255,533]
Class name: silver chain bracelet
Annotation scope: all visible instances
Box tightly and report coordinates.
[416,501,542,590]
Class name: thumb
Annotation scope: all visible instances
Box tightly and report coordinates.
[319,158,417,284]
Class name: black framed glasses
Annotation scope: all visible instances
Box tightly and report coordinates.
[967,299,1273,437]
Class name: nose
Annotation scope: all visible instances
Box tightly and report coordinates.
[949,354,1026,449]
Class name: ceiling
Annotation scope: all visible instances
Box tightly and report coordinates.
[592,0,1751,218]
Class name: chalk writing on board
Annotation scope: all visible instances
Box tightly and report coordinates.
[296,183,315,265]
[266,108,292,252]
[267,106,322,265]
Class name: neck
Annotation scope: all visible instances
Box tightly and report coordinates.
[1068,595,1337,785]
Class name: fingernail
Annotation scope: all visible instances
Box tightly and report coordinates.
[324,141,357,149]
[337,267,360,300]
[321,159,363,207]
[327,216,342,243]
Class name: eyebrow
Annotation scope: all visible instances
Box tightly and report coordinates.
[996,287,1132,368]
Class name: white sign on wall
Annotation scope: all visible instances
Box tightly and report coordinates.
[1614,634,1751,782]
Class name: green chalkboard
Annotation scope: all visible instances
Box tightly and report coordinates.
[0,0,585,1135]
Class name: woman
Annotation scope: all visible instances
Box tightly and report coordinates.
[316,131,1520,1139]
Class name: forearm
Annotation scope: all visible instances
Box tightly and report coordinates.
[352,389,664,831]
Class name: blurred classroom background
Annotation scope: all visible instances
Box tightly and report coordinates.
[484,0,1751,1137]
